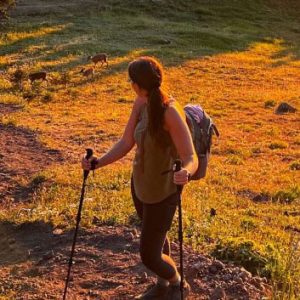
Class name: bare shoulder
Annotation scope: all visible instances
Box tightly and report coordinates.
[165,99,185,120]
[164,99,186,130]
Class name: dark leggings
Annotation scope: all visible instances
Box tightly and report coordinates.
[130,177,179,280]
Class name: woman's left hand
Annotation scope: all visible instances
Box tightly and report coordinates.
[173,168,190,185]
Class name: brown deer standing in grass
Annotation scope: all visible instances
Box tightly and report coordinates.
[87,53,108,67]
[79,67,94,77]
[28,71,47,83]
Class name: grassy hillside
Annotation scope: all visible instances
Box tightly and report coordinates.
[0,0,300,298]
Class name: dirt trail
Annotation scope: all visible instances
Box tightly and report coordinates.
[0,222,271,300]
[0,104,63,203]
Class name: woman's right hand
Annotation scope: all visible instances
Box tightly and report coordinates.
[81,155,98,171]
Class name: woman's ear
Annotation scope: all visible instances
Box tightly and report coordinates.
[132,82,140,95]
[132,82,147,97]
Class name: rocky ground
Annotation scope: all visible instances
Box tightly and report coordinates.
[0,222,271,300]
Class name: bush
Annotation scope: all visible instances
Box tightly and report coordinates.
[211,238,273,277]
[264,100,276,108]
[269,141,288,150]
[42,91,54,103]
[240,218,257,231]
[289,161,300,171]
[273,186,300,204]
[0,0,15,19]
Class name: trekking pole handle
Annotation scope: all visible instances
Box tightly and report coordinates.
[85,148,98,170]
[85,148,93,160]
[84,148,97,179]
[174,159,182,172]
[174,159,183,193]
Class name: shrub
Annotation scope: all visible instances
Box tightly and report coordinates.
[0,0,15,19]
[211,238,273,277]
[269,141,288,150]
[240,218,257,231]
[31,174,47,186]
[289,161,300,171]
[42,91,54,103]
[11,69,26,84]
[273,186,300,204]
[264,100,276,108]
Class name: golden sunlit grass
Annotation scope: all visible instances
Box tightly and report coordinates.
[0,0,300,298]
[0,24,68,46]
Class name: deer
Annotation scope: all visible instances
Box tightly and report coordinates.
[87,53,108,67]
[29,71,47,83]
[79,67,94,77]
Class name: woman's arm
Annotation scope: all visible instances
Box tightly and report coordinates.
[82,97,146,170]
[164,102,198,184]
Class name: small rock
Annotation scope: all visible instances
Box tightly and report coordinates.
[239,268,252,281]
[210,286,227,300]
[236,283,250,296]
[251,276,263,288]
[131,228,138,237]
[275,102,297,114]
[33,246,42,251]
[258,283,266,292]
[92,216,101,225]
[53,228,63,235]
[261,277,268,284]
[222,273,232,281]
[27,249,32,258]
[162,39,171,44]
[193,261,204,271]
[43,250,54,260]
[88,290,99,296]
[209,265,218,274]
[125,232,135,241]
[236,277,243,284]
[75,257,87,264]
[140,272,148,283]
[209,260,225,274]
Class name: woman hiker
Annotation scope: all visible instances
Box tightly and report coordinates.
[82,56,198,299]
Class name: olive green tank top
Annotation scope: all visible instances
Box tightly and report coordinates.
[132,102,178,204]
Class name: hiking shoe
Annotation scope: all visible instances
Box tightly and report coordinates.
[166,280,191,300]
[135,283,169,299]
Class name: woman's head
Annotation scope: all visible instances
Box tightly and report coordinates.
[128,56,163,95]
[128,57,170,146]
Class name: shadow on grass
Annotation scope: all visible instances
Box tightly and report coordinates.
[0,0,299,74]
[0,121,64,201]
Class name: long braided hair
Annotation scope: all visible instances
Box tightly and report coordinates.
[128,56,170,147]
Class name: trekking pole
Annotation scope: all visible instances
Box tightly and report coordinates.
[174,159,184,300]
[62,148,97,300]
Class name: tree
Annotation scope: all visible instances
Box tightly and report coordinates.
[0,0,15,19]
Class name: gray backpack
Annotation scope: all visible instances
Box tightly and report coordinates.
[184,104,219,180]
